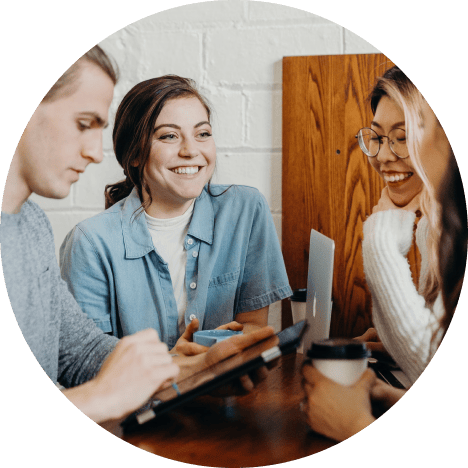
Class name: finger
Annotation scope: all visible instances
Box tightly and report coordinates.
[177,341,209,356]
[216,321,244,331]
[181,318,200,340]
[355,369,376,390]
[365,342,386,352]
[238,374,254,392]
[229,325,276,350]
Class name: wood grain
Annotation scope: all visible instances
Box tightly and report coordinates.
[102,354,336,467]
[282,54,421,338]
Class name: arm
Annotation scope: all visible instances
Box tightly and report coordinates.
[363,210,442,384]
[63,329,179,423]
[236,191,292,319]
[59,225,113,333]
[235,305,269,333]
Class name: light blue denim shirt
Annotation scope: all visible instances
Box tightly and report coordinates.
[59,185,292,348]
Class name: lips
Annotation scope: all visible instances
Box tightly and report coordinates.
[170,166,201,175]
[382,172,413,183]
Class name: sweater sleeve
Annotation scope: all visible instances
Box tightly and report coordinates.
[39,215,118,387]
[362,210,443,385]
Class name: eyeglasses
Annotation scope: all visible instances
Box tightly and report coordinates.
[355,127,409,159]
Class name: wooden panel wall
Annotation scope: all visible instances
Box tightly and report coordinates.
[282,54,420,338]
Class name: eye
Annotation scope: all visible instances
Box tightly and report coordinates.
[198,130,212,138]
[77,120,91,131]
[158,133,177,141]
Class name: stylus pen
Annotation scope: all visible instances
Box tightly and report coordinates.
[172,382,181,396]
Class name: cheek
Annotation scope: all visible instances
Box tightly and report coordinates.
[367,157,382,178]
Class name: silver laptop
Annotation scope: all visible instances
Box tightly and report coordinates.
[302,229,335,354]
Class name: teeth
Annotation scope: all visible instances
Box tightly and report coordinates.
[383,172,412,183]
[171,167,199,175]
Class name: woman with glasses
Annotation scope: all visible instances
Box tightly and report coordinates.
[352,66,443,385]
[300,66,466,441]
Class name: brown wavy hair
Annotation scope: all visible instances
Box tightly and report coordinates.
[105,75,212,212]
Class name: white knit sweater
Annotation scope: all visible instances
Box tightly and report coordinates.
[362,210,444,385]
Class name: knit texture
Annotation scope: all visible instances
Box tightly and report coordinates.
[0,201,118,387]
[363,210,443,385]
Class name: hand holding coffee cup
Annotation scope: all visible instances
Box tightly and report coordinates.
[306,339,370,386]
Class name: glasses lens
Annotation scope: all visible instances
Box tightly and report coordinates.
[388,128,408,158]
[358,128,379,157]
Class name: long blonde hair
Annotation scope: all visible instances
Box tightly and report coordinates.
[375,69,441,305]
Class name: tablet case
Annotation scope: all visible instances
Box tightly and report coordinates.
[121,320,308,430]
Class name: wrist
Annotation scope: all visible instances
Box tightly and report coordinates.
[348,412,375,439]
[63,379,121,423]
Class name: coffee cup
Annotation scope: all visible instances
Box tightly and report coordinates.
[289,289,307,353]
[307,338,370,386]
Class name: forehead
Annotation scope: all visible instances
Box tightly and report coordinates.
[49,63,114,120]
[373,96,405,126]
[157,97,209,123]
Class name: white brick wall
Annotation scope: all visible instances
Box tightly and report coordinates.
[33,0,379,331]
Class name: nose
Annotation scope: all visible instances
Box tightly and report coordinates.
[82,130,104,164]
[179,137,199,158]
[376,138,398,164]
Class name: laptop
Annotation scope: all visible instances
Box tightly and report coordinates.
[301,229,335,354]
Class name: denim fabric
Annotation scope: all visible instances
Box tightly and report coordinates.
[60,185,292,348]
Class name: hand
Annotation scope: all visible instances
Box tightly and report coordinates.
[372,187,421,214]
[76,329,179,422]
[171,318,244,356]
[175,326,278,395]
[301,366,376,441]
[370,378,406,411]
[353,327,387,354]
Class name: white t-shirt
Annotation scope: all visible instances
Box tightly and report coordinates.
[145,203,194,335]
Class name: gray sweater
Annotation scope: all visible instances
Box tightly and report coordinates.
[0,201,118,387]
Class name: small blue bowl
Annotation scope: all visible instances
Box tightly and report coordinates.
[193,329,243,347]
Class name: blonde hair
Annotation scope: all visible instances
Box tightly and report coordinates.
[378,77,441,305]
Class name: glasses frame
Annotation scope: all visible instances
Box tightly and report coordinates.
[355,127,409,159]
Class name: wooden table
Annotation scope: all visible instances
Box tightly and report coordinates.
[101,353,337,467]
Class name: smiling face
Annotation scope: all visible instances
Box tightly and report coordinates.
[369,96,424,207]
[142,96,216,218]
[14,62,114,201]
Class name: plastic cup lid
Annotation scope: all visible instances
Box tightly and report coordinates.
[307,338,370,360]
[290,288,307,302]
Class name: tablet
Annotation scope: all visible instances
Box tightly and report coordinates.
[121,320,308,431]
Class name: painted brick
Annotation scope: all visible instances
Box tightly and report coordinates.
[248,1,326,22]
[74,154,124,209]
[271,213,282,246]
[125,1,246,28]
[212,152,282,212]
[245,89,282,148]
[268,300,282,333]
[344,29,380,54]
[206,24,342,85]
[201,87,243,148]
[46,211,101,258]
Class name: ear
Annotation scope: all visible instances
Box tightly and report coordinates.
[130,158,140,168]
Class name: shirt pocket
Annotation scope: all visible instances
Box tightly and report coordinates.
[208,269,240,288]
[205,269,241,328]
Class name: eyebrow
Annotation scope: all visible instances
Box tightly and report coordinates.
[77,112,108,128]
[154,121,211,132]
[371,120,405,130]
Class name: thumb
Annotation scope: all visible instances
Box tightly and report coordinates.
[182,318,200,340]
[355,369,376,391]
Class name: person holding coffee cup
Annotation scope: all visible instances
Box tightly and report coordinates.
[301,68,466,441]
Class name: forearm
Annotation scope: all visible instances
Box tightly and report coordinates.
[235,306,269,334]
[63,380,118,423]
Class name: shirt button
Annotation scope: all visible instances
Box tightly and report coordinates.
[192,251,198,258]
[190,282,197,289]
[189,314,197,321]
[187,239,194,245]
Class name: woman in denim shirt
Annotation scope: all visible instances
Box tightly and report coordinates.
[60,75,292,353]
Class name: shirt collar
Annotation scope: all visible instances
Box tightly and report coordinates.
[121,187,214,259]
[188,187,214,245]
